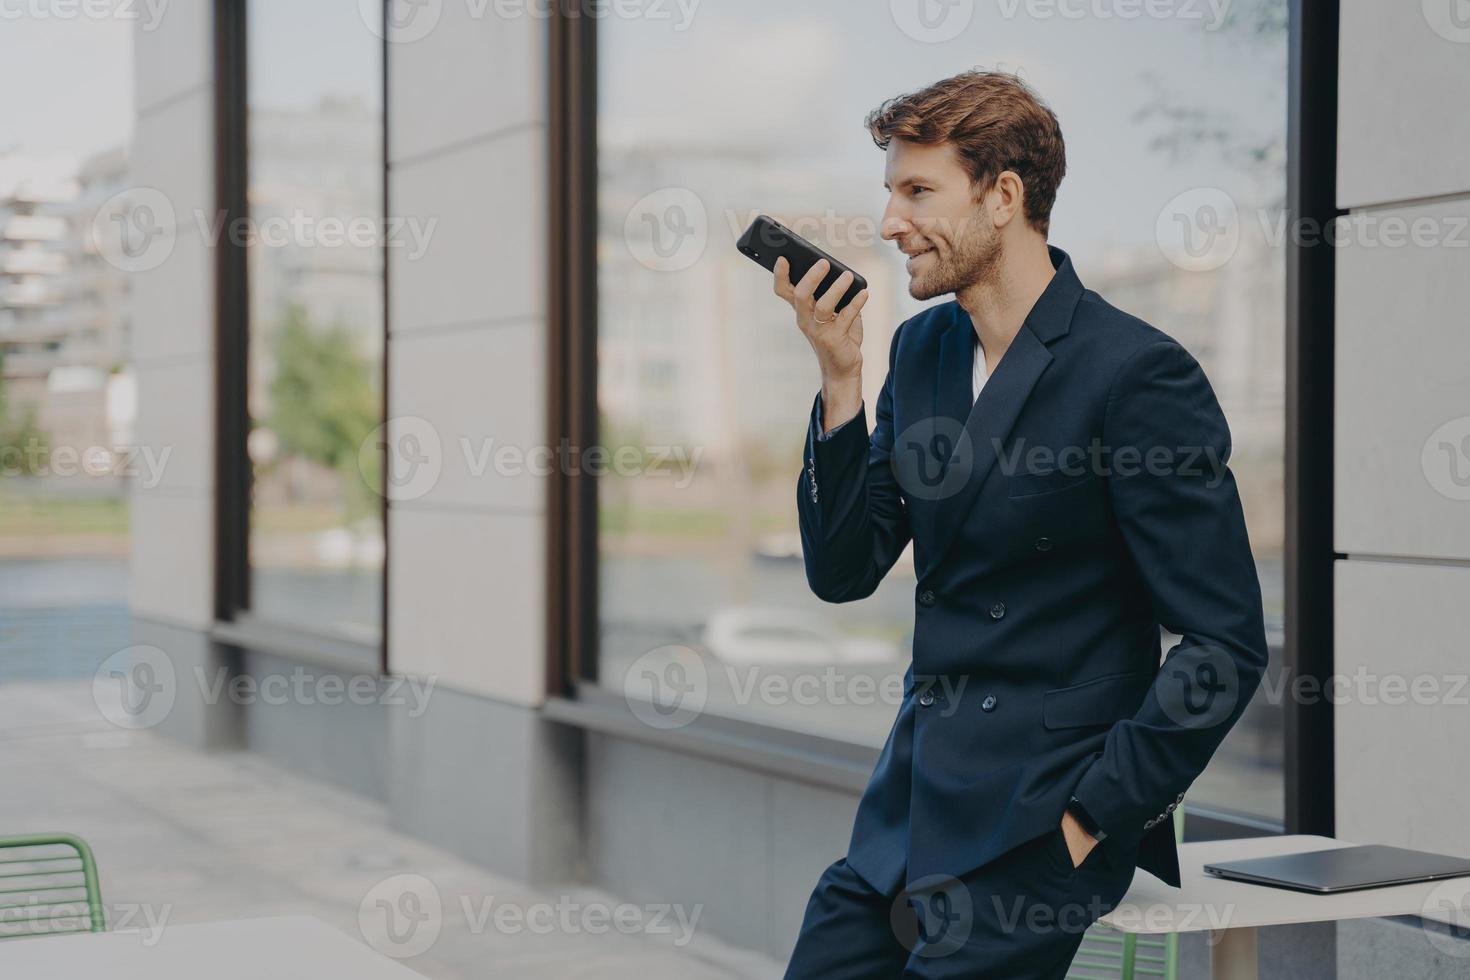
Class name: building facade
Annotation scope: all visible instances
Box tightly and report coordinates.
[124,2,1470,973]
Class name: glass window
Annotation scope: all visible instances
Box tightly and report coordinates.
[596,1,1287,823]
[244,2,384,643]
[0,18,133,681]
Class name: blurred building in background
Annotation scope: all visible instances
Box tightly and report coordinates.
[3,1,1469,975]
[0,148,133,473]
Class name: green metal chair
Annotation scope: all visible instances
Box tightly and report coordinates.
[1065,806,1185,979]
[0,834,105,940]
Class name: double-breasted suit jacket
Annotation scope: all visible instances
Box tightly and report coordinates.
[797,245,1269,893]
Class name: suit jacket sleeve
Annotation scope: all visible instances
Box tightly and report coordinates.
[1070,339,1270,842]
[797,325,912,603]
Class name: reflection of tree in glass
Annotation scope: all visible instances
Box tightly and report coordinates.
[0,351,50,476]
[1133,0,1287,209]
[264,304,379,521]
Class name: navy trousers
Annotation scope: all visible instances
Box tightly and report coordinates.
[784,829,1138,979]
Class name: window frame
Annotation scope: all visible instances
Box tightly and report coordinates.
[211,0,389,675]
[548,0,1336,841]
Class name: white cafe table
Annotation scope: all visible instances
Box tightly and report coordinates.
[1100,835,1470,979]
[0,915,429,979]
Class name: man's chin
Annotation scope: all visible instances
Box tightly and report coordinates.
[907,274,949,302]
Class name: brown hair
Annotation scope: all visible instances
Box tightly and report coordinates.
[865,69,1066,237]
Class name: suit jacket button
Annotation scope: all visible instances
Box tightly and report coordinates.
[1034,537,1052,552]
[988,601,1006,620]
[918,690,935,707]
[981,694,997,712]
[918,590,936,608]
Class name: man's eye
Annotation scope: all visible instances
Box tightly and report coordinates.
[912,186,929,195]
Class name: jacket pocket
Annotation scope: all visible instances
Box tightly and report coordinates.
[1007,468,1096,499]
[1041,668,1153,730]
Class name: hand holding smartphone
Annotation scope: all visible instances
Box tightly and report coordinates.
[737,215,868,313]
[738,214,871,432]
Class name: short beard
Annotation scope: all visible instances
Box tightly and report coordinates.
[907,210,1002,301]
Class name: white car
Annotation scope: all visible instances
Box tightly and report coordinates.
[701,607,897,665]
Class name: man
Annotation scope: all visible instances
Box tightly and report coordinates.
[773,70,1268,978]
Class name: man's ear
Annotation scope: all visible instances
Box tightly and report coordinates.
[987,170,1026,229]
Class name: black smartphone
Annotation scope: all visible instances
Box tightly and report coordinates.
[737,214,868,314]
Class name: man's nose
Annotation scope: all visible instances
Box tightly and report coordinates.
[880,210,909,242]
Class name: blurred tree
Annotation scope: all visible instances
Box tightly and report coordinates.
[264,304,379,522]
[0,352,50,477]
[1133,0,1288,209]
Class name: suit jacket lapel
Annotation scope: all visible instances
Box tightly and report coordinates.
[909,246,1086,577]
[935,303,974,430]
[923,325,1053,576]
[917,245,1093,578]
[900,305,976,563]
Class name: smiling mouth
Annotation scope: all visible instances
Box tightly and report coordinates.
[905,248,934,267]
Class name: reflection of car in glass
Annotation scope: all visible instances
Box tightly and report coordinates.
[753,534,915,573]
[702,607,898,665]
[753,532,804,563]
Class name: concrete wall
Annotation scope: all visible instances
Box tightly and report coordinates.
[384,1,548,706]
[128,3,215,629]
[120,1,1470,969]
[1333,7,1470,971]
[1333,2,1470,887]
[124,5,579,886]
[380,0,578,886]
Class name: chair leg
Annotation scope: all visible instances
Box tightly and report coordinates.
[1119,931,1137,979]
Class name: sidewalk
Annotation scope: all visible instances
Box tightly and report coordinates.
[0,679,782,979]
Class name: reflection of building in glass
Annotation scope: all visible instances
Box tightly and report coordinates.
[598,142,901,471]
[0,148,133,460]
[1085,218,1286,555]
[243,91,385,640]
[246,96,384,417]
[594,145,1287,761]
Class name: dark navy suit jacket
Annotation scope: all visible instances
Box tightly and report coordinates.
[797,245,1268,893]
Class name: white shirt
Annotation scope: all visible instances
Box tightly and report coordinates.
[973,335,990,403]
[816,333,989,443]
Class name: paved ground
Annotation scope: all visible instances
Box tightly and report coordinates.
[0,678,783,979]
